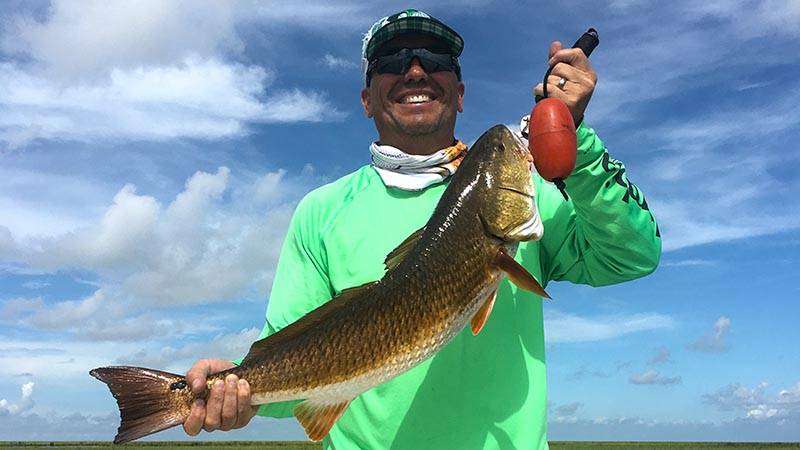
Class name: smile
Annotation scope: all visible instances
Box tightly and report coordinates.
[396,91,438,105]
[402,94,432,104]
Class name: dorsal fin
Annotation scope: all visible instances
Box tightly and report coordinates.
[384,226,425,271]
[241,282,376,365]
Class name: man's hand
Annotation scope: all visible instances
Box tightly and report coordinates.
[183,359,259,436]
[533,41,597,125]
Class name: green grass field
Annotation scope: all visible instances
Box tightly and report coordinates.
[2,442,799,449]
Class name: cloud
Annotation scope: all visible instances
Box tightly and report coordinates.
[322,54,358,70]
[0,381,35,415]
[1,290,201,342]
[582,0,800,253]
[551,402,584,424]
[544,309,674,343]
[21,280,51,289]
[8,167,301,307]
[688,316,731,353]
[703,381,769,412]
[0,59,343,148]
[567,364,611,381]
[0,409,304,441]
[0,164,322,341]
[647,346,671,365]
[704,380,800,423]
[0,1,346,149]
[548,412,800,442]
[555,402,582,416]
[116,327,261,371]
[629,369,681,386]
[661,259,716,268]
[1,0,242,79]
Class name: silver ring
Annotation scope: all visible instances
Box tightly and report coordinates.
[557,77,567,89]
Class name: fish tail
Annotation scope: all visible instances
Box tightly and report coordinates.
[90,366,194,444]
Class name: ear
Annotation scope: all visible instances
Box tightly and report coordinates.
[360,87,373,118]
[457,81,464,113]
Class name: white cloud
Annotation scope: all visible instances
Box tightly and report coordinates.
[1,0,242,80]
[551,402,583,424]
[567,364,611,381]
[0,381,35,415]
[688,316,731,353]
[322,54,358,70]
[0,290,204,342]
[544,309,674,343]
[629,369,681,386]
[702,380,800,423]
[0,59,343,148]
[0,164,323,343]
[0,1,346,148]
[647,346,671,365]
[583,1,800,253]
[116,327,261,371]
[7,167,303,307]
[0,408,304,441]
[548,411,800,442]
[661,259,716,268]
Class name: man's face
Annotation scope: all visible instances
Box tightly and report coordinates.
[361,35,464,139]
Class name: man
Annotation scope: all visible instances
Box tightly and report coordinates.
[182,9,661,449]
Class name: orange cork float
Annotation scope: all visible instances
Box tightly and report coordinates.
[528,28,598,200]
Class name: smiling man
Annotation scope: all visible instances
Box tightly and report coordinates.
[182,9,661,450]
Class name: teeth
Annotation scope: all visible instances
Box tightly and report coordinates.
[402,94,431,104]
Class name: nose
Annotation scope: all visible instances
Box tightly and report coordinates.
[403,56,428,83]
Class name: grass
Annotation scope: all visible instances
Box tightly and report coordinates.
[1,442,798,449]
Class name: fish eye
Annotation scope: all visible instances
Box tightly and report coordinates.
[497,143,505,152]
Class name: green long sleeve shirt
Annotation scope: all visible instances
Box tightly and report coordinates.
[247,123,661,449]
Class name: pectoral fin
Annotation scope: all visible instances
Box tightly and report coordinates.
[294,398,351,442]
[494,248,551,299]
[471,289,497,335]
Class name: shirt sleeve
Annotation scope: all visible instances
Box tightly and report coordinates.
[233,193,335,418]
[537,122,662,287]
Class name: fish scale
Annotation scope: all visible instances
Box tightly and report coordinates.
[90,124,549,444]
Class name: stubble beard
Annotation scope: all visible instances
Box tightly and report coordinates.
[389,107,453,137]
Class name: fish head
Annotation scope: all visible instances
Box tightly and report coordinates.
[473,124,541,242]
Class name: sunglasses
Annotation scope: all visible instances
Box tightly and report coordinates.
[366,48,461,86]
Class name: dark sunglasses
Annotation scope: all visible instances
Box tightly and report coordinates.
[366,48,461,86]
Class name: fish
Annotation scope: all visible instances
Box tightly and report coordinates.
[90,124,550,444]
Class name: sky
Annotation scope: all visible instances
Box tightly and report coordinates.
[1,0,799,443]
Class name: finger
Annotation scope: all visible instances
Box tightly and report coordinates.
[203,379,225,432]
[548,40,562,59]
[235,379,254,428]
[186,359,210,395]
[534,80,571,99]
[541,82,571,104]
[183,399,206,437]
[533,83,544,98]
[546,75,569,91]
[219,375,238,431]
[548,48,593,72]
[550,63,590,84]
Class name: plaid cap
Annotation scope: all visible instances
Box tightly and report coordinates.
[361,9,464,82]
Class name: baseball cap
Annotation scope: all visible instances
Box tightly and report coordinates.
[361,9,464,83]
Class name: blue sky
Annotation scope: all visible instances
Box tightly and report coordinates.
[1,0,799,443]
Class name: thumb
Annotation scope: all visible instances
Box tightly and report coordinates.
[549,41,562,59]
